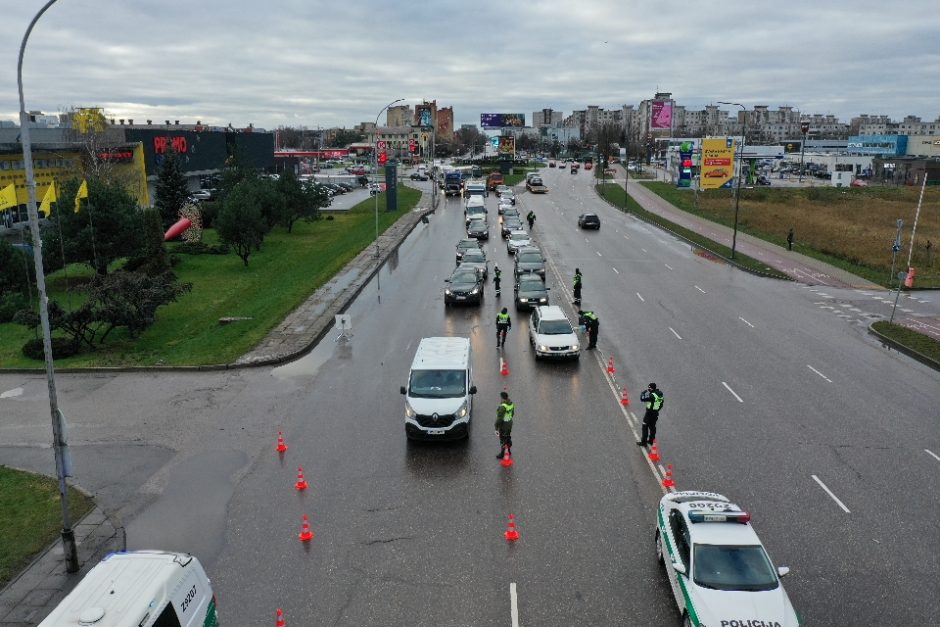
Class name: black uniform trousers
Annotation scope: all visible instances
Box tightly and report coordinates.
[641,409,659,445]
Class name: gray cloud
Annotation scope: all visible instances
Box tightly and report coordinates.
[2,0,938,130]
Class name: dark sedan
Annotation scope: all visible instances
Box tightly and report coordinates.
[455,238,482,263]
[444,268,484,305]
[578,213,601,229]
[513,247,546,279]
[514,274,550,309]
[501,217,524,238]
[467,219,489,241]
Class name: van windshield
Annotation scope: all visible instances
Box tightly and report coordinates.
[409,370,467,398]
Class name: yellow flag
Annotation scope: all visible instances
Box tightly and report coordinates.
[39,183,57,217]
[74,179,88,213]
[0,183,17,212]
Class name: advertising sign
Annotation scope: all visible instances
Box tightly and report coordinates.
[700,138,735,189]
[651,101,672,129]
[419,108,433,128]
[498,136,515,156]
[481,113,526,129]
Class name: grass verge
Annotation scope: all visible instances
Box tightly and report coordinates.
[0,186,421,368]
[871,321,940,365]
[0,466,94,589]
[595,183,790,280]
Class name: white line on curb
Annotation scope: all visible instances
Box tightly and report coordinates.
[807,365,833,382]
[738,317,754,328]
[722,381,743,403]
[811,475,851,513]
[510,582,519,627]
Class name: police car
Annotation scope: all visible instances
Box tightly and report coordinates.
[655,491,801,627]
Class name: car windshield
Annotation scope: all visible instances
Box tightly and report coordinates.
[539,319,572,334]
[510,233,529,241]
[458,241,477,249]
[519,277,544,291]
[692,544,779,592]
[517,252,543,263]
[451,271,479,284]
[409,369,466,398]
[462,251,485,262]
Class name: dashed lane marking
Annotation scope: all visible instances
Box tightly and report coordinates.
[636,292,645,302]
[612,267,620,274]
[669,327,682,340]
[722,381,743,403]
[811,475,851,513]
[694,285,706,294]
[924,449,940,462]
[807,364,833,382]
[510,583,519,627]
[738,317,754,328]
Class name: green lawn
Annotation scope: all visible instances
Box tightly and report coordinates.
[872,321,940,363]
[595,183,789,279]
[1,187,420,368]
[0,466,93,589]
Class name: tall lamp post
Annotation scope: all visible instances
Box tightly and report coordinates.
[18,0,80,573]
[374,98,404,257]
[718,102,746,259]
[798,120,810,183]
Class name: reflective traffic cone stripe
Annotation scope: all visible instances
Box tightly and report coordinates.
[276,431,288,453]
[607,357,616,374]
[298,514,314,542]
[504,514,520,541]
[662,464,675,489]
[500,446,514,468]
[500,358,509,376]
[620,387,630,406]
[295,466,309,491]
[649,443,661,463]
[276,608,286,627]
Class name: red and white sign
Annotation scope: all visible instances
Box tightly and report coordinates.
[377,141,387,151]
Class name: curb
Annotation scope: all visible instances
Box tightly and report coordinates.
[868,323,940,372]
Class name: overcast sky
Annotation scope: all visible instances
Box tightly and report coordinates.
[2,0,938,132]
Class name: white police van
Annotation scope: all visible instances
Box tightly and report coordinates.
[655,491,801,627]
[39,551,218,626]
[400,337,477,440]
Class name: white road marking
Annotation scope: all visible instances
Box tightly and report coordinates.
[811,475,851,513]
[0,387,24,399]
[584,238,589,243]
[925,449,940,462]
[612,267,620,274]
[664,263,673,270]
[694,285,706,294]
[623,234,630,240]
[510,583,520,627]
[641,248,648,253]
[636,292,645,302]
[669,327,682,340]
[722,381,743,403]
[596,250,603,257]
[738,317,754,328]
[807,364,833,382]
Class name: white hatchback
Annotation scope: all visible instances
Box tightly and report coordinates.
[655,491,801,627]
[528,306,580,360]
[506,230,532,254]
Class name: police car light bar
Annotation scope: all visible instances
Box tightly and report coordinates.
[688,510,751,524]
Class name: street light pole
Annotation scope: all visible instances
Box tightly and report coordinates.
[18,0,79,574]
[718,101,746,260]
[798,120,809,183]
[374,98,404,258]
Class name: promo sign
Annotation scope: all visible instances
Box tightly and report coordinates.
[700,138,735,189]
[481,113,526,129]
[498,136,515,156]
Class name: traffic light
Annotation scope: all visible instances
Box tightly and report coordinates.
[378,152,388,165]
[409,139,417,153]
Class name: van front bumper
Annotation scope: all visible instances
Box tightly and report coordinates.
[406,420,469,440]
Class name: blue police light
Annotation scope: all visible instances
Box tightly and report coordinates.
[689,510,751,524]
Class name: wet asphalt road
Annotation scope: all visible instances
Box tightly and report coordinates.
[1,169,938,625]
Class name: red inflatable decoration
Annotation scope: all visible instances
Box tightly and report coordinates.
[163,217,192,241]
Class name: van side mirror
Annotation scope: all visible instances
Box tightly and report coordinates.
[400,386,406,395]
[469,385,477,394]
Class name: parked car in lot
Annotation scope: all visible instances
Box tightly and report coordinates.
[528,305,580,359]
[513,247,546,279]
[514,274,549,309]
[506,230,532,255]
[466,218,489,241]
[444,268,484,305]
[578,213,601,229]
[455,238,482,263]
[458,248,488,279]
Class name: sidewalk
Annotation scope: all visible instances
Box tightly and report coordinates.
[0,188,435,625]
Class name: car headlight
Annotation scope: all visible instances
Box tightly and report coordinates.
[405,404,415,418]
[470,287,480,295]
[457,402,468,418]
[445,289,452,295]
[539,297,547,302]
[538,344,549,351]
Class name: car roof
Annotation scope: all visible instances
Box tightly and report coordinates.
[535,305,569,321]
[509,231,529,237]
[516,246,541,255]
[518,274,544,284]
[662,491,762,546]
[451,268,479,279]
[457,239,478,246]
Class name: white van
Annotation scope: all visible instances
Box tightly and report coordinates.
[400,337,477,440]
[464,180,488,198]
[39,551,218,627]
[464,195,487,225]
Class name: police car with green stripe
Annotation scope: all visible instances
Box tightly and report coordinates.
[655,491,801,627]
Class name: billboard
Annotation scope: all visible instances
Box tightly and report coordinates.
[700,138,736,189]
[481,113,526,129]
[651,101,672,129]
[498,136,516,156]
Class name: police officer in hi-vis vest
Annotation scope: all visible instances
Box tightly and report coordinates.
[495,391,514,459]
[637,383,664,447]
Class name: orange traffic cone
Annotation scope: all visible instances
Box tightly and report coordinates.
[620,386,630,406]
[295,466,309,491]
[275,608,286,627]
[276,431,288,453]
[298,514,314,542]
[500,446,514,468]
[500,358,509,376]
[649,442,661,463]
[662,464,675,489]
[504,514,520,541]
[607,357,616,374]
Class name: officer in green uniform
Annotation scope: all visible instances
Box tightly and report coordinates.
[495,391,514,459]
[578,309,599,349]
[637,383,664,447]
[496,307,511,347]
[573,268,582,304]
